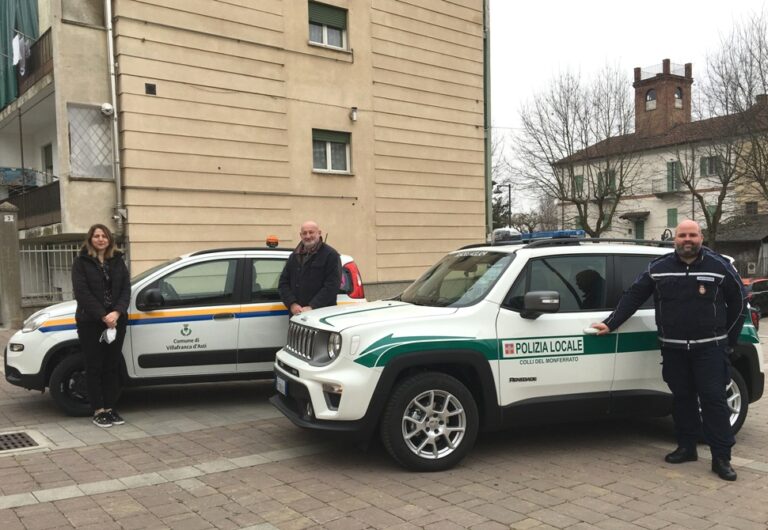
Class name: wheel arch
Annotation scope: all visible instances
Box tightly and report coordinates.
[41,339,131,389]
[41,340,82,389]
[365,349,502,436]
[731,342,765,403]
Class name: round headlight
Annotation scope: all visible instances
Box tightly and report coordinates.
[328,333,342,359]
[22,312,50,333]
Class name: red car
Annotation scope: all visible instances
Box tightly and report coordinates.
[743,278,766,329]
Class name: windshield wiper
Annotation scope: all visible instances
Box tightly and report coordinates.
[403,295,436,306]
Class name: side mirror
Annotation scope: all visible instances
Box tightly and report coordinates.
[137,288,164,310]
[521,291,560,319]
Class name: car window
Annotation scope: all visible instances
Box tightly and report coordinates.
[143,259,238,308]
[339,266,353,295]
[251,259,285,302]
[131,257,181,284]
[506,255,607,312]
[753,280,768,293]
[503,266,527,310]
[615,255,656,309]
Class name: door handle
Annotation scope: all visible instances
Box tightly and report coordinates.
[213,313,235,320]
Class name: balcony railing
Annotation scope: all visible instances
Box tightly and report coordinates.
[2,179,61,230]
[651,178,684,196]
[17,28,53,97]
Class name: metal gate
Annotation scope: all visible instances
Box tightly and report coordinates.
[19,242,128,307]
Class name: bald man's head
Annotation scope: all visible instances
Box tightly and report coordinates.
[299,221,322,249]
[674,219,703,261]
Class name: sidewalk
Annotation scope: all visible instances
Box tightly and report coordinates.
[0,327,767,529]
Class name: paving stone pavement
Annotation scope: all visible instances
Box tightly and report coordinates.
[1,326,768,529]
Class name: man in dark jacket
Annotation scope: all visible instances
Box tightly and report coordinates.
[279,220,341,316]
[592,219,745,481]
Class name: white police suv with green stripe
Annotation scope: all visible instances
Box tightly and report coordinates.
[271,237,765,471]
[5,246,364,416]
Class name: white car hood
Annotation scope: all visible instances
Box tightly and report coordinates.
[33,300,76,319]
[292,300,458,331]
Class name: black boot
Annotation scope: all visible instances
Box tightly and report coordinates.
[664,446,698,464]
[712,457,737,481]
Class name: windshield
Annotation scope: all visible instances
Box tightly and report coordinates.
[131,257,181,284]
[400,251,515,307]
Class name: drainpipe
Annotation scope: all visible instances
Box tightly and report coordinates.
[104,0,125,235]
[483,0,492,239]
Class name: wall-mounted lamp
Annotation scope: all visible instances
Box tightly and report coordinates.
[349,106,358,122]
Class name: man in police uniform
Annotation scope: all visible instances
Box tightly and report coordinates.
[592,219,745,481]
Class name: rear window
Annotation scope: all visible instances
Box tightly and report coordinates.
[339,266,353,295]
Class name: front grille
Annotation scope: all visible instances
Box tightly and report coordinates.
[286,322,317,361]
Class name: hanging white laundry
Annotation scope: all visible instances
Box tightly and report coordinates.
[18,37,31,76]
[12,34,21,65]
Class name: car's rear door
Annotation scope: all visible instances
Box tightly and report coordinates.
[609,253,670,414]
[236,255,290,373]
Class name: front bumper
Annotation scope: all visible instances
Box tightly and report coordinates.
[270,366,371,438]
[4,345,46,391]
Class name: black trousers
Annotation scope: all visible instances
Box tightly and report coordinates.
[661,344,735,459]
[77,319,126,412]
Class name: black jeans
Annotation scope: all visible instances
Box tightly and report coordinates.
[661,344,735,459]
[77,319,126,412]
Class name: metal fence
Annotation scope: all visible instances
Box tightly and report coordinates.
[19,242,128,307]
[19,243,80,307]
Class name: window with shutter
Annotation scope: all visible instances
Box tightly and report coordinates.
[667,208,678,228]
[308,2,348,49]
[312,129,351,173]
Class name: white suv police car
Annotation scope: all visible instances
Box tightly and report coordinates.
[271,237,765,471]
[5,247,364,415]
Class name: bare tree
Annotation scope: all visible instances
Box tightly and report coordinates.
[700,10,768,116]
[536,194,560,231]
[672,141,746,250]
[698,10,768,221]
[491,129,514,228]
[509,212,538,233]
[514,65,641,237]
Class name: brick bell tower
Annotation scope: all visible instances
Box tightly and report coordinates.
[633,59,693,137]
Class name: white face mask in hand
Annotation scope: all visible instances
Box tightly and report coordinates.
[100,328,117,344]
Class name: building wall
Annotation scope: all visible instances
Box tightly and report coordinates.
[52,0,115,236]
[562,147,741,240]
[112,0,486,280]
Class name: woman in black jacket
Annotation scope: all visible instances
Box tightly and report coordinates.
[72,224,131,427]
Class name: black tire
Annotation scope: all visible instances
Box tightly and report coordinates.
[49,354,93,416]
[728,369,749,435]
[380,372,479,471]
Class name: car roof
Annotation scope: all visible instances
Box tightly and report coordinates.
[177,247,354,263]
[454,239,674,257]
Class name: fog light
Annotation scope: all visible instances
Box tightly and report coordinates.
[9,343,24,352]
[306,402,314,418]
[322,382,343,394]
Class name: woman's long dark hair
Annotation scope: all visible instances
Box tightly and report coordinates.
[83,224,116,259]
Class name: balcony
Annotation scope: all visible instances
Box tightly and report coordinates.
[652,178,684,197]
[16,28,53,98]
[0,169,60,230]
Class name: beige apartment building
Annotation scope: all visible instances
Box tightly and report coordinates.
[0,0,488,301]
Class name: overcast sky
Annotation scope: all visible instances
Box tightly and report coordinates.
[490,0,768,134]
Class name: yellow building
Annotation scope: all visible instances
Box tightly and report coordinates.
[0,0,489,301]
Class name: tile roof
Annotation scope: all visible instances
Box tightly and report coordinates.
[714,213,768,242]
[556,101,768,165]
